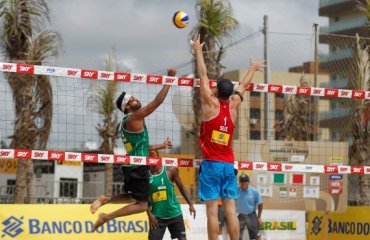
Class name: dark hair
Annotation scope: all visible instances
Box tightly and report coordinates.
[116,91,126,113]
[217,78,234,100]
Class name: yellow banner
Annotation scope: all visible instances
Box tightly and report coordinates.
[308,207,370,240]
[0,204,149,240]
[0,158,17,174]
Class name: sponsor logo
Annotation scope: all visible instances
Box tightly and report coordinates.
[297,87,311,96]
[1,216,24,238]
[99,155,112,163]
[32,151,46,159]
[351,166,364,174]
[284,86,295,93]
[178,78,193,87]
[324,166,338,173]
[66,154,79,160]
[16,64,34,74]
[329,174,343,180]
[100,72,112,79]
[239,162,252,170]
[132,74,144,81]
[147,157,161,166]
[46,68,56,73]
[114,155,130,164]
[324,89,338,97]
[146,75,162,84]
[284,165,294,171]
[164,159,176,166]
[339,90,350,97]
[82,154,98,162]
[15,150,31,158]
[2,64,13,70]
[312,88,323,95]
[310,216,322,236]
[0,150,12,157]
[48,152,65,161]
[114,72,130,81]
[254,163,266,169]
[132,157,143,164]
[267,163,281,171]
[81,70,98,79]
[67,70,79,76]
[268,85,282,93]
[179,159,192,167]
[255,85,266,91]
[164,77,177,85]
[352,90,365,99]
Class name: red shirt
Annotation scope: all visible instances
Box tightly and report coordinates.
[199,99,235,164]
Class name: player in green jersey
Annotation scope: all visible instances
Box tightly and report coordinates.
[147,150,196,240]
[90,68,176,232]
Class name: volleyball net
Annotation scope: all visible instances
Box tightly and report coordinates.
[0,33,369,209]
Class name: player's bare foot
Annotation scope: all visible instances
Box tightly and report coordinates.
[90,195,108,214]
[92,213,109,232]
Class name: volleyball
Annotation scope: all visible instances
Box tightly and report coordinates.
[173,11,189,29]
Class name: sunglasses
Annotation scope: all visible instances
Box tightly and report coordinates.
[240,180,249,183]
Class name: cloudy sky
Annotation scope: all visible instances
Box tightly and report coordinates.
[48,0,328,74]
[1,0,329,150]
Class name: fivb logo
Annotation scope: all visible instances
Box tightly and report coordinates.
[1,216,24,238]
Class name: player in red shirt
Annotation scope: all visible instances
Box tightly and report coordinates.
[191,34,264,240]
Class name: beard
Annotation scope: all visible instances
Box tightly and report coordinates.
[132,101,142,110]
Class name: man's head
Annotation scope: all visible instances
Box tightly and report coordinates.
[217,78,234,100]
[116,91,142,114]
[239,173,250,190]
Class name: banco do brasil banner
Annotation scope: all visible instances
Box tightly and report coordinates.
[308,207,370,240]
[0,204,207,240]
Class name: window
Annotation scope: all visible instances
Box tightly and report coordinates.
[275,110,284,121]
[59,178,77,198]
[250,131,261,140]
[6,179,15,195]
[250,108,261,119]
[250,91,261,97]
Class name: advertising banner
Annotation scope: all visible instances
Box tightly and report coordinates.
[0,204,206,240]
[308,207,370,240]
[260,210,306,240]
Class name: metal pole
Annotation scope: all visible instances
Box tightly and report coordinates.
[313,23,319,141]
[263,15,272,140]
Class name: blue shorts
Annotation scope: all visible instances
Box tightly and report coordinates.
[198,160,238,201]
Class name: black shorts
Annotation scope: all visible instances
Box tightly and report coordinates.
[148,214,186,240]
[121,165,150,201]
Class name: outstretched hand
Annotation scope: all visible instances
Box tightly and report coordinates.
[167,68,177,77]
[190,34,205,53]
[163,137,173,149]
[250,58,266,72]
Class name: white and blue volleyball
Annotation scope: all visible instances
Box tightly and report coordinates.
[173,11,189,29]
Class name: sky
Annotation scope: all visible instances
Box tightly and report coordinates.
[0,0,329,150]
[48,0,328,74]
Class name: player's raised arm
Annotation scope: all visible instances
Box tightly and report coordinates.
[191,34,215,106]
[132,68,176,119]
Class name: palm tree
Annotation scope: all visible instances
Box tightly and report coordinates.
[349,35,370,205]
[275,76,314,141]
[89,51,118,197]
[0,0,61,203]
[189,0,238,157]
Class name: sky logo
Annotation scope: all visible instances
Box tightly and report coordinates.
[1,216,24,238]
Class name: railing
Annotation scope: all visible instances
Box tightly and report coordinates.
[319,0,352,8]
[319,48,352,63]
[320,17,368,33]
